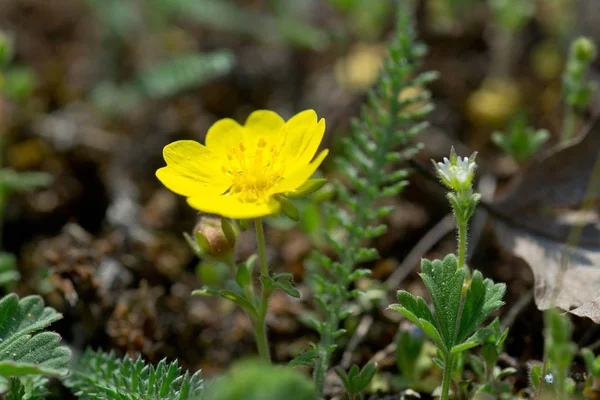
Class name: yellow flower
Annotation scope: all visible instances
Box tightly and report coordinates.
[156,110,328,219]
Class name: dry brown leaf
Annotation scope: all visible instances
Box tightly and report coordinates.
[491,124,600,322]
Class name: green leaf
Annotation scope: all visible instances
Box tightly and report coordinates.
[289,349,318,367]
[394,291,436,328]
[0,294,70,378]
[455,270,506,344]
[396,329,424,379]
[192,287,258,318]
[497,367,517,380]
[529,363,543,390]
[334,366,350,391]
[581,348,598,376]
[65,349,203,400]
[450,327,494,354]
[419,255,465,349]
[274,280,300,299]
[235,264,251,288]
[353,361,377,393]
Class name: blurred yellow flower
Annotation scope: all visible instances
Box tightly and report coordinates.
[156,110,328,219]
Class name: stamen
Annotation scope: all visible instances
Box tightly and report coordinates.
[222,139,286,204]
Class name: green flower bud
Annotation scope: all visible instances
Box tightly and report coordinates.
[572,37,597,64]
[193,216,237,259]
[432,147,478,192]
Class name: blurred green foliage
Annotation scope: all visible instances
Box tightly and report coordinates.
[206,360,316,400]
[492,113,549,163]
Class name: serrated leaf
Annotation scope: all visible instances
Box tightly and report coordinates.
[0,294,70,378]
[419,255,465,349]
[65,349,203,400]
[455,270,506,344]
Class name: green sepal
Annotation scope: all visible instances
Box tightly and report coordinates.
[275,195,300,221]
[285,179,327,198]
[192,287,258,319]
[183,232,203,258]
[221,218,238,246]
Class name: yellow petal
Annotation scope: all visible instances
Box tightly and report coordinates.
[244,110,285,147]
[157,140,227,196]
[205,118,246,155]
[187,194,281,219]
[271,149,329,195]
[280,110,326,173]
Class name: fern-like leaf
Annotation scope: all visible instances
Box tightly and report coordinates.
[306,4,438,394]
[65,349,203,400]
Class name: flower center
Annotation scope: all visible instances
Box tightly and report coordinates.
[221,137,285,203]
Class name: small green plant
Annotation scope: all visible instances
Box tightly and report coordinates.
[469,317,516,399]
[581,347,600,398]
[302,5,437,395]
[0,293,71,397]
[561,37,598,142]
[334,361,377,400]
[492,113,550,163]
[65,349,204,400]
[207,360,316,400]
[389,149,506,400]
[529,309,577,399]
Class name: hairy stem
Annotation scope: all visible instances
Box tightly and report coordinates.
[457,221,467,270]
[441,354,455,400]
[254,218,271,363]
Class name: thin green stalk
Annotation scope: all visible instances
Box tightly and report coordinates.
[254,218,271,363]
[561,107,578,143]
[313,312,337,394]
[457,221,467,269]
[441,354,455,400]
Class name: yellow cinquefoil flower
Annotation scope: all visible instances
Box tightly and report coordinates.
[156,110,328,219]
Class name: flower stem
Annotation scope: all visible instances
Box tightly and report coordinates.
[254,218,271,363]
[457,221,467,270]
[441,354,454,400]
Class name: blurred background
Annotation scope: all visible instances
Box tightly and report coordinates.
[0,0,598,392]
